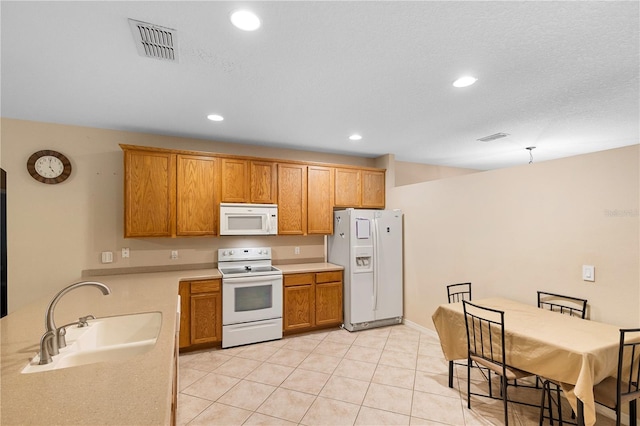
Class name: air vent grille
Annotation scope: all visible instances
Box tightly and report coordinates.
[129,19,178,61]
[477,132,509,142]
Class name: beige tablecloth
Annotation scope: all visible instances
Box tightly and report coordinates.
[432,297,621,426]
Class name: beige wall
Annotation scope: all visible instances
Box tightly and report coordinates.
[395,160,479,186]
[387,145,639,329]
[0,118,376,313]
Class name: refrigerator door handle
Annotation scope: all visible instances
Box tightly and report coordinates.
[372,217,379,311]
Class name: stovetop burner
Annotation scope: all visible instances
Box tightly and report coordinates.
[217,247,282,278]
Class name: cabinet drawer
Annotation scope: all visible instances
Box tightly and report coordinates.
[316,271,342,284]
[284,273,314,287]
[191,280,221,294]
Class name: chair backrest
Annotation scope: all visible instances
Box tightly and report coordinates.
[537,291,588,319]
[462,300,506,373]
[447,282,472,303]
[617,328,640,406]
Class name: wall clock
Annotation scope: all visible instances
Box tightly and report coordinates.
[26,150,72,184]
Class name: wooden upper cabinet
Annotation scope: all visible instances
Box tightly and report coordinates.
[307,166,334,234]
[334,167,385,209]
[220,158,250,203]
[221,158,277,204]
[362,170,385,208]
[176,155,218,236]
[124,149,176,238]
[334,168,362,207]
[277,164,307,235]
[250,161,277,204]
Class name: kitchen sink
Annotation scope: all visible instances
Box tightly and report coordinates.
[22,311,162,373]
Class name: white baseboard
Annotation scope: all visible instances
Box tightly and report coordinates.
[402,318,438,338]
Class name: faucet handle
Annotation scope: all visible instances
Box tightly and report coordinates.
[38,330,55,365]
[78,315,95,327]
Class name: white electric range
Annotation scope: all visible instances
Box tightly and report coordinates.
[218,247,283,348]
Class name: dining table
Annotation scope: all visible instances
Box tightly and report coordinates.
[432,297,622,426]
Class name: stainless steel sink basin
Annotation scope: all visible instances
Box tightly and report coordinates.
[22,311,162,373]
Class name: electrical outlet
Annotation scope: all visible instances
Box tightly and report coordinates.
[294,246,300,255]
[171,250,178,260]
[122,248,130,258]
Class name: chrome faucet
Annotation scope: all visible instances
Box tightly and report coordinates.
[43,281,111,358]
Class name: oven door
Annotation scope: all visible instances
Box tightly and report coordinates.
[222,275,283,325]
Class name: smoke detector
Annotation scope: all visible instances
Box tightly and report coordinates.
[129,19,178,62]
[477,132,509,142]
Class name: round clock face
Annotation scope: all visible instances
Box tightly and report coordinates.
[27,150,72,184]
[34,155,65,178]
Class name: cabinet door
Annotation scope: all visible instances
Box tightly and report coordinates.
[221,158,250,203]
[176,155,218,236]
[178,282,191,349]
[189,280,222,345]
[250,161,277,204]
[307,166,334,234]
[315,282,343,326]
[362,170,385,208]
[315,271,343,326]
[283,285,314,331]
[277,164,307,235]
[124,150,176,237]
[334,168,361,207]
[190,292,222,344]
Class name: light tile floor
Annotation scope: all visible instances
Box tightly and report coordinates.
[178,324,617,425]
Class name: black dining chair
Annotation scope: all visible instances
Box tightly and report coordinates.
[593,328,640,426]
[447,282,472,303]
[537,291,588,425]
[463,300,535,426]
[537,291,588,319]
[446,282,473,387]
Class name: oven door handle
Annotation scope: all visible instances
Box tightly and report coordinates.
[223,275,282,285]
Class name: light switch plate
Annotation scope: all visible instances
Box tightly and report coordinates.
[101,251,113,264]
[582,265,595,282]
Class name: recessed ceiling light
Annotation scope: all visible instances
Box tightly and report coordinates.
[349,134,362,141]
[207,114,224,122]
[453,76,478,88]
[230,10,261,31]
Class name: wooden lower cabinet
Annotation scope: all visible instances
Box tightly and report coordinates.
[315,272,343,326]
[283,270,343,333]
[179,279,222,350]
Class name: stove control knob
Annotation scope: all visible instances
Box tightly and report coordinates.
[229,250,235,255]
[222,250,228,257]
[258,249,264,254]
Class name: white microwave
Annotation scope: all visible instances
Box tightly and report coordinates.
[219,203,278,236]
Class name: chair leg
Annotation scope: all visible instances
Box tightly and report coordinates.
[488,371,493,398]
[502,374,509,426]
[629,399,637,426]
[554,383,563,426]
[467,357,471,409]
[539,380,547,426]
[448,360,454,388]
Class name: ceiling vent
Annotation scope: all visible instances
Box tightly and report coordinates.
[129,19,178,62]
[477,132,509,142]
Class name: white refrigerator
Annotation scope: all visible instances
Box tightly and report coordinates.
[328,209,403,332]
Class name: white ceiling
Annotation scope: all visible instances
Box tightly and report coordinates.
[1,1,638,170]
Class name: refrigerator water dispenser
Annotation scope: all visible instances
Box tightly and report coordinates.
[353,246,373,273]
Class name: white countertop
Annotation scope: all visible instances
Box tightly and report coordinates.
[0,263,341,425]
